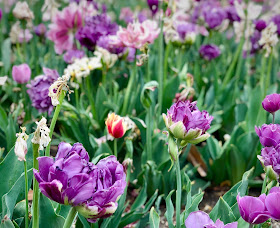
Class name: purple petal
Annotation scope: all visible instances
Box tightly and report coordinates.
[37,156,54,181]
[185,211,214,228]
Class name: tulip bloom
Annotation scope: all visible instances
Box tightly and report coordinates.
[163,101,213,145]
[185,211,238,228]
[255,124,280,147]
[199,44,221,61]
[262,93,280,114]
[105,113,126,138]
[265,187,280,220]
[237,194,271,224]
[147,0,158,15]
[12,63,31,84]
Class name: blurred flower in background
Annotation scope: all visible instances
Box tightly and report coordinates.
[199,44,221,61]
[12,63,31,84]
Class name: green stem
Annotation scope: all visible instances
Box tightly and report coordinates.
[114,139,118,158]
[163,42,171,84]
[32,144,39,228]
[272,113,275,124]
[157,7,164,118]
[261,172,267,194]
[147,107,153,161]
[222,37,245,89]
[86,76,97,120]
[24,161,29,228]
[260,56,267,97]
[45,92,65,157]
[121,56,137,116]
[249,224,253,228]
[265,52,273,96]
[62,207,78,228]
[175,158,182,228]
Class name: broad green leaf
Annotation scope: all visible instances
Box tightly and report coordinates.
[2,39,11,74]
[149,207,160,228]
[130,179,147,211]
[164,190,175,228]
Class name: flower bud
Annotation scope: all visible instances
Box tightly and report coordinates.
[12,1,34,21]
[12,64,31,84]
[105,113,127,138]
[15,127,29,161]
[262,93,280,114]
[32,117,51,150]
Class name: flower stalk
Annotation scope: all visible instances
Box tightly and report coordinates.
[63,207,78,228]
[114,139,118,158]
[45,91,65,157]
[175,152,182,228]
[24,160,29,228]
[32,143,39,228]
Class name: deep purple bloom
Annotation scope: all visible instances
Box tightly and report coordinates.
[163,101,213,144]
[255,20,267,32]
[271,15,280,36]
[75,156,127,223]
[249,30,262,55]
[185,211,238,228]
[33,142,93,205]
[63,49,85,64]
[34,23,47,37]
[203,6,226,29]
[237,194,271,224]
[97,36,125,55]
[265,187,280,220]
[225,6,240,22]
[27,68,59,114]
[0,8,2,21]
[255,124,280,147]
[199,44,221,61]
[147,0,158,15]
[262,93,280,113]
[76,13,118,51]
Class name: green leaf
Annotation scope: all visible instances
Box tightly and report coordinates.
[130,180,147,211]
[39,195,65,228]
[140,81,158,109]
[149,207,160,228]
[164,190,175,228]
[0,106,8,132]
[162,76,180,112]
[0,217,15,228]
[2,169,32,219]
[119,213,143,228]
[1,39,11,74]
[77,214,90,228]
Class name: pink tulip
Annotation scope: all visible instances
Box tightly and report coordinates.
[12,63,31,84]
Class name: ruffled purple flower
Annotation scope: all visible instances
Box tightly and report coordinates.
[271,15,280,36]
[163,101,213,145]
[249,30,262,55]
[237,194,271,224]
[75,155,126,223]
[203,6,226,29]
[33,142,126,223]
[76,13,118,51]
[265,187,280,220]
[185,211,238,228]
[63,49,85,64]
[97,35,125,55]
[225,6,240,22]
[260,146,280,175]
[27,68,59,114]
[199,44,221,61]
[255,124,280,147]
[262,93,280,113]
[33,142,92,205]
[176,22,196,41]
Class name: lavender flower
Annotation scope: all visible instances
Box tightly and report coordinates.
[34,142,126,223]
[34,23,47,37]
[76,13,118,51]
[225,6,240,23]
[97,36,125,55]
[255,124,280,147]
[185,211,238,228]
[27,68,59,114]
[199,44,221,61]
[237,194,271,224]
[271,15,280,36]
[259,146,280,177]
[63,49,85,64]
[176,22,196,44]
[262,93,280,113]
[203,6,226,29]
[163,101,213,145]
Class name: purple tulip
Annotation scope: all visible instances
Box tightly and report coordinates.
[262,93,280,114]
[163,101,213,145]
[27,67,59,114]
[185,211,238,228]
[63,49,85,64]
[147,0,158,15]
[75,156,127,223]
[237,194,271,224]
[265,187,280,220]
[34,23,47,37]
[203,6,226,29]
[225,6,240,23]
[199,44,221,61]
[176,22,196,41]
[33,142,93,205]
[260,146,280,176]
[255,20,267,32]
[271,15,280,36]
[12,63,31,84]
[255,124,280,147]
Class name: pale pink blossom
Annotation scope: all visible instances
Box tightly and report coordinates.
[117,20,160,49]
[47,3,83,54]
